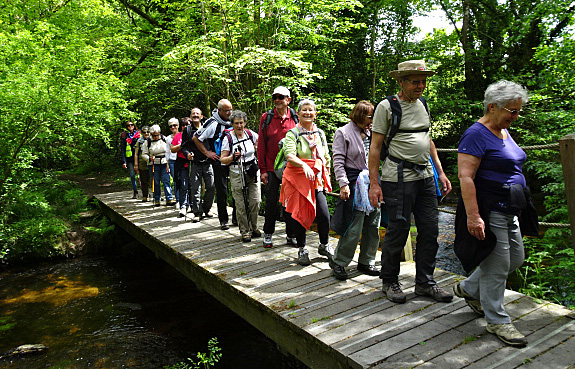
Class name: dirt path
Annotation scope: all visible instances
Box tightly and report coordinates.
[60,172,128,197]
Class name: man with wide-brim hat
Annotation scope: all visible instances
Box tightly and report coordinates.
[368,59,453,304]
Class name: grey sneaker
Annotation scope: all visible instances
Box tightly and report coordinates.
[415,284,453,302]
[286,236,297,246]
[383,281,406,304]
[263,233,273,248]
[297,248,311,266]
[329,260,348,280]
[318,243,334,258]
[453,283,484,316]
[486,323,527,347]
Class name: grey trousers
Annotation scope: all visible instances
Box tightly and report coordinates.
[460,211,525,324]
[229,169,261,236]
[333,209,380,267]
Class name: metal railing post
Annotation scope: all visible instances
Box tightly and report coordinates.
[559,134,575,258]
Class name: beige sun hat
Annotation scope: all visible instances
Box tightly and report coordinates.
[389,60,435,79]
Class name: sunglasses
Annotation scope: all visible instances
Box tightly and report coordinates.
[501,107,524,116]
[126,123,135,127]
[169,124,178,128]
[151,133,160,137]
[272,94,287,100]
[142,131,150,134]
[403,78,427,86]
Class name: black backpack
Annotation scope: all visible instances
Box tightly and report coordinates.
[380,96,430,161]
[262,107,299,132]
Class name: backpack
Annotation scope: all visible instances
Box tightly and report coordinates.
[146,134,166,150]
[380,95,430,161]
[262,107,299,132]
[215,129,256,156]
[380,95,441,197]
[273,127,326,181]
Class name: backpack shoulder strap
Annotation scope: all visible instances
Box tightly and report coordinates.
[419,96,430,117]
[289,107,299,123]
[263,109,274,128]
[385,95,402,146]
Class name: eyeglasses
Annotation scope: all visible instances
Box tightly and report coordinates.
[219,108,232,113]
[501,107,523,116]
[272,94,286,100]
[169,124,178,128]
[142,131,150,134]
[403,78,427,86]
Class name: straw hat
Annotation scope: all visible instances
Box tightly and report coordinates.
[389,60,435,79]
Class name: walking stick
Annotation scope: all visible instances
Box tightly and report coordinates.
[237,147,250,226]
[151,157,155,207]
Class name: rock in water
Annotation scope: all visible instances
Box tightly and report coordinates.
[0,344,48,360]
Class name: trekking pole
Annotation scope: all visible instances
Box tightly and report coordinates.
[237,146,250,224]
[151,157,155,206]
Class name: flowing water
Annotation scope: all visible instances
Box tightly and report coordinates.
[0,237,306,369]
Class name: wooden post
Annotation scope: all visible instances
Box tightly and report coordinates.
[559,134,575,257]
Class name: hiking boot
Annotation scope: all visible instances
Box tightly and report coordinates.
[297,248,311,266]
[486,323,527,347]
[178,207,187,218]
[166,199,177,206]
[453,283,484,316]
[153,200,161,207]
[251,229,262,238]
[329,260,348,281]
[415,284,453,302]
[263,233,273,248]
[383,281,406,304]
[142,197,149,203]
[242,234,252,243]
[202,212,214,219]
[132,190,138,199]
[220,222,229,230]
[357,263,380,276]
[286,236,298,246]
[318,243,334,258]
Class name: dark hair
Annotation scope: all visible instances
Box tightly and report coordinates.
[230,110,248,124]
[349,100,374,125]
[180,117,191,129]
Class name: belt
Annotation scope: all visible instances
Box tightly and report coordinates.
[387,155,428,221]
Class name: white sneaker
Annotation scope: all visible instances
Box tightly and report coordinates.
[263,234,273,248]
[178,207,186,218]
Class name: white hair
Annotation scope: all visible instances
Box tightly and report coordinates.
[483,80,529,113]
[168,117,179,125]
[297,98,316,112]
[150,124,161,134]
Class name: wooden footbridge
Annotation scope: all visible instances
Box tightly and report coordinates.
[95,191,575,369]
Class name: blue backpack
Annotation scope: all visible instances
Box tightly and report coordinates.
[214,129,255,156]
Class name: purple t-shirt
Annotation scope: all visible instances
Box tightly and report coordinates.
[458,122,526,186]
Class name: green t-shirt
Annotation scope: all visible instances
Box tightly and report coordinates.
[372,96,433,182]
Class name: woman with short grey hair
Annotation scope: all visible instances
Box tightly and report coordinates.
[142,125,175,206]
[453,80,537,347]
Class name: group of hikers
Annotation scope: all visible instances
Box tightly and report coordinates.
[119,60,538,348]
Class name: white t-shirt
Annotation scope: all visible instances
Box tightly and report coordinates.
[165,134,178,161]
[221,130,259,174]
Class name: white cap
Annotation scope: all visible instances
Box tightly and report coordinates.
[272,86,290,97]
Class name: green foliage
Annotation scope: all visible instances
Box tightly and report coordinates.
[517,230,575,309]
[164,338,222,369]
[0,171,90,262]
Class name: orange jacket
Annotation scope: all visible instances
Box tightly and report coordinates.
[279,158,331,230]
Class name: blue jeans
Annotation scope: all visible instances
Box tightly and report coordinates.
[127,161,137,191]
[176,161,189,209]
[379,177,439,285]
[169,159,179,202]
[150,164,173,202]
[189,161,215,215]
